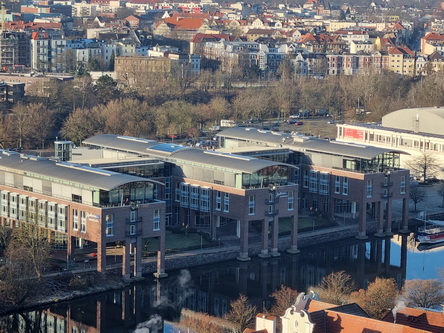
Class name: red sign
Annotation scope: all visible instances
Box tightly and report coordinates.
[343,128,364,140]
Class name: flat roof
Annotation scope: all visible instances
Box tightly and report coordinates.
[218,127,407,160]
[0,151,158,191]
[83,134,290,174]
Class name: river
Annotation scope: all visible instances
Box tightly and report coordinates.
[0,233,442,333]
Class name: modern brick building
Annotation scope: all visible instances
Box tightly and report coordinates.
[79,134,300,260]
[217,127,410,238]
[0,150,166,278]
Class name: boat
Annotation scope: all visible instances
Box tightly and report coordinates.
[416,219,444,244]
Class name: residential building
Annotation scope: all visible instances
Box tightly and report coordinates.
[0,149,167,278]
[0,31,30,70]
[388,46,415,76]
[114,56,172,86]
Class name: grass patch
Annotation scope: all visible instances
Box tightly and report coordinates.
[143,230,212,254]
[279,216,333,234]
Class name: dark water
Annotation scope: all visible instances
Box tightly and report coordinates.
[0,233,442,333]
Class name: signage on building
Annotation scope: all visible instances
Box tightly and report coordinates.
[344,128,364,139]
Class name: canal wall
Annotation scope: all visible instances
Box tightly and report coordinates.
[142,222,380,275]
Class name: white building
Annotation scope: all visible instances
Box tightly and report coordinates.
[336,107,444,179]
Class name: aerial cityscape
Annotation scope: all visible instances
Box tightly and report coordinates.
[0,0,444,332]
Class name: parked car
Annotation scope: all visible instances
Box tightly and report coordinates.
[294,121,304,126]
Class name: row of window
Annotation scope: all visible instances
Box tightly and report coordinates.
[248,191,295,215]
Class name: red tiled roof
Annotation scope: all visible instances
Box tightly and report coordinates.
[31,31,48,39]
[423,32,444,41]
[306,299,338,312]
[388,46,414,56]
[383,307,444,333]
[190,33,231,42]
[321,310,428,333]
[163,17,207,30]
[393,21,405,30]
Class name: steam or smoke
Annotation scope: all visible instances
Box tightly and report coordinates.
[392,300,406,323]
[134,314,163,332]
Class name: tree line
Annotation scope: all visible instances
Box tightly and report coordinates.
[2,69,444,149]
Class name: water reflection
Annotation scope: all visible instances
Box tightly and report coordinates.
[0,235,409,333]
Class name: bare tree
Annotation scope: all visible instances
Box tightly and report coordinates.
[349,277,399,319]
[406,152,440,184]
[225,294,257,333]
[269,285,299,317]
[402,279,444,309]
[312,270,355,305]
[409,185,426,212]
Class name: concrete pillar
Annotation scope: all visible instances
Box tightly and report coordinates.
[357,240,366,286]
[210,214,217,240]
[375,201,385,237]
[376,238,383,275]
[270,217,280,257]
[287,212,300,254]
[401,198,409,232]
[400,234,407,279]
[356,204,367,239]
[97,239,107,273]
[122,240,131,279]
[154,233,167,279]
[237,220,251,261]
[385,199,393,235]
[67,236,75,260]
[259,219,270,258]
[384,236,391,274]
[134,237,142,278]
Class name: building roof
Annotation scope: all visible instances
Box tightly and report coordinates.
[0,150,156,191]
[218,127,406,160]
[83,134,291,174]
[383,307,444,332]
[382,106,444,136]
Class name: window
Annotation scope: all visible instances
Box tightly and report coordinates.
[81,211,86,233]
[319,173,329,195]
[180,183,189,208]
[200,188,210,212]
[73,209,78,230]
[190,186,199,210]
[175,182,180,202]
[130,210,137,222]
[303,170,309,188]
[224,193,229,212]
[342,177,348,195]
[309,171,318,193]
[367,179,373,198]
[72,194,82,203]
[216,191,221,211]
[400,176,406,194]
[288,191,294,210]
[153,209,160,230]
[106,214,114,236]
[335,176,340,194]
[248,195,255,215]
[130,224,136,235]
[294,168,299,185]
